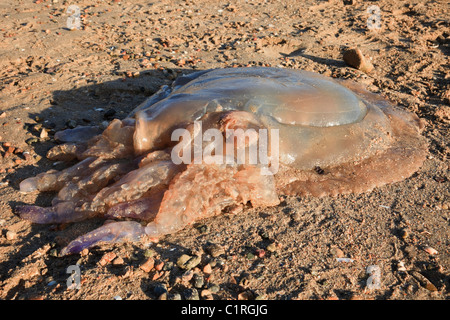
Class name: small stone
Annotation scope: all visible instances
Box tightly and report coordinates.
[153,283,167,296]
[411,271,438,292]
[177,254,201,270]
[140,257,155,272]
[208,283,220,293]
[23,152,32,161]
[195,223,209,234]
[112,256,124,265]
[151,271,163,280]
[144,248,157,258]
[343,47,374,73]
[162,261,173,271]
[423,246,438,255]
[331,247,345,258]
[6,230,17,240]
[49,249,58,257]
[397,260,407,272]
[167,293,182,300]
[13,148,23,155]
[66,120,77,129]
[400,228,410,241]
[193,273,204,288]
[266,243,277,252]
[206,243,225,257]
[238,290,255,300]
[181,269,194,282]
[203,263,212,274]
[154,260,164,271]
[201,289,214,300]
[258,229,270,240]
[39,128,47,139]
[26,137,39,145]
[158,293,167,300]
[255,249,266,258]
[103,109,117,120]
[183,288,199,300]
[99,252,116,267]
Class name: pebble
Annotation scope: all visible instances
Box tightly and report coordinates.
[331,247,345,258]
[343,47,374,73]
[201,289,214,300]
[66,120,77,129]
[255,249,266,258]
[154,260,164,271]
[183,288,199,300]
[423,246,438,255]
[195,223,209,234]
[112,256,124,265]
[104,109,117,120]
[208,283,220,293]
[6,230,17,240]
[177,254,201,270]
[167,293,182,300]
[193,273,204,288]
[238,290,254,300]
[203,263,212,274]
[162,261,173,271]
[336,257,354,263]
[400,228,410,241]
[153,283,168,296]
[26,137,39,145]
[139,257,155,272]
[205,243,225,257]
[40,128,48,139]
[23,152,31,161]
[411,271,438,292]
[181,269,194,282]
[158,293,167,300]
[397,260,407,272]
[47,280,58,287]
[144,248,157,258]
[99,252,117,266]
[266,243,277,252]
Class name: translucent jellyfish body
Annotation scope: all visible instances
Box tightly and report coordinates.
[17,67,427,255]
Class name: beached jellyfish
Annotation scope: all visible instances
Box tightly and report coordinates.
[16,67,427,255]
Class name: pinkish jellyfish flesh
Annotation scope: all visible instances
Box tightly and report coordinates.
[16,67,427,255]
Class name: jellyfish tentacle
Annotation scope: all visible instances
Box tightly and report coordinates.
[60,221,147,256]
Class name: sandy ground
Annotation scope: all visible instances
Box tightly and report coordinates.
[0,0,448,300]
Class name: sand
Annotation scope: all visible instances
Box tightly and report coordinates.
[0,0,448,300]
